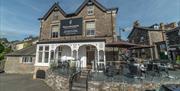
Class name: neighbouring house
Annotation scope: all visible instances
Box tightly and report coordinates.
[33,0,119,78]
[15,37,38,50]
[166,26,180,63]
[4,45,36,74]
[128,21,177,60]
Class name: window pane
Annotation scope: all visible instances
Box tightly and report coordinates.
[87,5,94,15]
[86,22,95,29]
[52,25,59,32]
[51,25,59,38]
[50,51,54,60]
[39,46,43,51]
[29,57,32,63]
[45,46,49,51]
[44,52,49,63]
[38,52,43,63]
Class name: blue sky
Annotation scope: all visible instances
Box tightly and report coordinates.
[0,0,180,41]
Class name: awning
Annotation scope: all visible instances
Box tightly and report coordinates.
[105,41,136,48]
[129,44,154,49]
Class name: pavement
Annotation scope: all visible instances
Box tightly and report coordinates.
[0,73,54,91]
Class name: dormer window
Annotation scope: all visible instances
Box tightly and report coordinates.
[51,25,59,38]
[87,5,94,16]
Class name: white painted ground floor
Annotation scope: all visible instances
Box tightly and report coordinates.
[34,41,106,71]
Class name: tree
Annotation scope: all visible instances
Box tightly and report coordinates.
[0,44,5,53]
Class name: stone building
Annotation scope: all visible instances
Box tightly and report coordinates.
[34,0,118,78]
[128,21,176,60]
[166,26,180,63]
[5,45,36,74]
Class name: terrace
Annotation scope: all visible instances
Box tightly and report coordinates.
[46,57,180,91]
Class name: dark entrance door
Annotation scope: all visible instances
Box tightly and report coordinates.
[86,46,95,69]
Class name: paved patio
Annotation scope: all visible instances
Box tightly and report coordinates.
[0,73,53,91]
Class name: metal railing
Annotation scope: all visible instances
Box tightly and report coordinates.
[86,70,91,91]
[69,70,81,91]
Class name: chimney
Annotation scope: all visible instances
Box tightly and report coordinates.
[133,20,140,27]
[159,23,164,30]
[171,22,177,28]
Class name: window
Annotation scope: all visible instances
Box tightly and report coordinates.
[57,47,62,59]
[22,57,33,64]
[140,36,144,42]
[38,46,43,63]
[86,21,95,36]
[44,46,49,63]
[51,25,59,38]
[87,5,94,15]
[50,51,54,60]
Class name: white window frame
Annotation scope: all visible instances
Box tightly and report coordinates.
[44,46,49,63]
[38,46,43,63]
[86,21,96,36]
[87,5,94,16]
[22,56,33,64]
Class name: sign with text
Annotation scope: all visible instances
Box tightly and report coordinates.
[60,18,83,36]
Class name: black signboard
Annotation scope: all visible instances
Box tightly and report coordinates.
[60,17,82,36]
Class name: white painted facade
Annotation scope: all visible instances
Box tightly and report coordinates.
[34,41,106,70]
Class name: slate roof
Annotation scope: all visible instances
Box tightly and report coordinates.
[127,26,162,39]
[6,45,36,57]
[106,40,136,48]
[166,26,180,33]
[39,0,118,20]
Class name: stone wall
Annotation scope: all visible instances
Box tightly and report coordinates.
[45,70,180,91]
[4,56,35,74]
[88,81,160,91]
[40,3,116,43]
[45,70,69,91]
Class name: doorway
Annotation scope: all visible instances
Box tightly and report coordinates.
[86,46,96,69]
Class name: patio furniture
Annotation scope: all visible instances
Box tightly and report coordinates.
[128,63,141,78]
[104,65,116,78]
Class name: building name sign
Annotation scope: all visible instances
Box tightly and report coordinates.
[60,18,82,36]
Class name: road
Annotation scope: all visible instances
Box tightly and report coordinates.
[0,73,53,91]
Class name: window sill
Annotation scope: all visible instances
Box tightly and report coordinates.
[86,35,95,37]
[22,62,33,65]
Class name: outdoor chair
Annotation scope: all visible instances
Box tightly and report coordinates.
[58,61,63,68]
[104,65,116,78]
[128,64,140,77]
